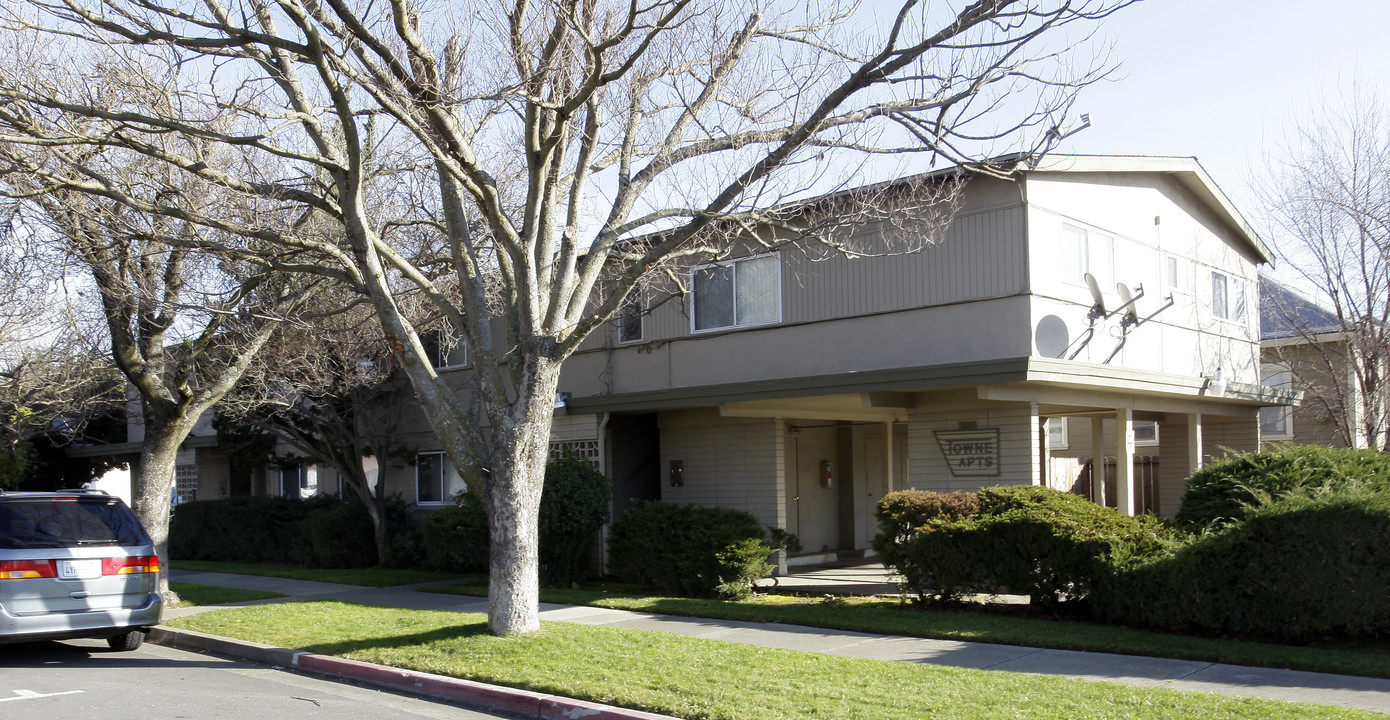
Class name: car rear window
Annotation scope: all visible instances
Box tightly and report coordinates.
[0,501,152,549]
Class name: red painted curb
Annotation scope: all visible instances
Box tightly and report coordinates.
[294,652,674,720]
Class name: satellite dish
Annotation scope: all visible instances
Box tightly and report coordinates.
[1083,272,1106,318]
[1116,283,1139,327]
[1034,315,1070,358]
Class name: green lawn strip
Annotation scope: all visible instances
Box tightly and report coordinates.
[169,582,285,607]
[172,560,460,587]
[421,584,1390,680]
[167,601,1372,720]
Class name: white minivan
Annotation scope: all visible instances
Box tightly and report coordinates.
[0,489,163,650]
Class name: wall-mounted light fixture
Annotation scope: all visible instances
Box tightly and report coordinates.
[669,460,684,487]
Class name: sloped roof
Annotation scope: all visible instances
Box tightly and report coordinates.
[1024,154,1270,264]
[1260,277,1341,341]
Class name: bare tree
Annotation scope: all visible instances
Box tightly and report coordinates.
[0,141,320,597]
[0,211,122,486]
[0,0,1137,634]
[216,292,415,566]
[1259,84,1390,450]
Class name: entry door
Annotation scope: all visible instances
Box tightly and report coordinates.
[860,429,885,549]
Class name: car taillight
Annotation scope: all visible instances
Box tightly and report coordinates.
[0,560,57,579]
[102,556,160,575]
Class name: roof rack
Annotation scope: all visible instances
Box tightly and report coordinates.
[57,487,110,495]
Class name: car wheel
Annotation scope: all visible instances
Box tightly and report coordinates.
[106,630,145,652]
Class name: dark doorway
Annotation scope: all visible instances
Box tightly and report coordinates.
[607,413,661,520]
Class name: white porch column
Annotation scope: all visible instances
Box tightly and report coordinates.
[882,422,895,494]
[1187,412,1204,474]
[1116,408,1136,516]
[1090,417,1105,506]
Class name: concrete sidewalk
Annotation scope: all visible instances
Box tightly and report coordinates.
[162,570,1390,716]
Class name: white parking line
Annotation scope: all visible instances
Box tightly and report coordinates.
[0,689,85,703]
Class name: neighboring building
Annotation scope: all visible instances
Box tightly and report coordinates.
[1259,277,1357,448]
[80,155,1296,564]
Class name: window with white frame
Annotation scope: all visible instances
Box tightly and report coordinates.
[1260,363,1294,438]
[692,254,780,332]
[416,451,462,504]
[1133,421,1159,446]
[1211,270,1247,323]
[617,293,643,343]
[1061,223,1114,289]
[1164,255,1191,295]
[1046,418,1068,449]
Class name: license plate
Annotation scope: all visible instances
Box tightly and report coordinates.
[57,559,102,580]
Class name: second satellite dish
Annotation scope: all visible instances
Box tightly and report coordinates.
[1116,283,1139,327]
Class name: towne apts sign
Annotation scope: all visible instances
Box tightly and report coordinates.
[934,425,1001,477]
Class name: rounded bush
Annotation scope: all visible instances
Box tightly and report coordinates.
[1176,444,1390,527]
[538,453,611,586]
[875,485,1166,605]
[607,501,773,598]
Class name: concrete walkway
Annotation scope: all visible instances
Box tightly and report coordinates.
[164,569,1390,716]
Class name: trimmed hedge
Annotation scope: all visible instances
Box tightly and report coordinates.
[1096,486,1390,640]
[1176,444,1390,527]
[170,495,336,565]
[607,501,773,599]
[421,492,490,573]
[875,485,1165,605]
[421,453,611,584]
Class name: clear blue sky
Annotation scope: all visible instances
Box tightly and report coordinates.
[1055,0,1390,219]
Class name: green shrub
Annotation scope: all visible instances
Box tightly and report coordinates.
[308,500,376,568]
[1176,444,1390,527]
[421,493,490,573]
[538,453,612,586]
[875,485,1166,605]
[1096,486,1390,641]
[608,501,774,598]
[171,495,335,565]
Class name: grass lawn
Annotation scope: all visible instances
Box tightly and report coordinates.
[423,584,1390,680]
[172,560,461,587]
[167,601,1378,720]
[169,582,285,607]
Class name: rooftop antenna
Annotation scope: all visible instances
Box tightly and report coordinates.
[1029,113,1094,168]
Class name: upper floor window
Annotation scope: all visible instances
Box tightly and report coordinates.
[1061,223,1114,290]
[1260,363,1294,438]
[1165,255,1191,295]
[618,293,644,343]
[1211,271,1247,324]
[423,332,468,369]
[692,254,780,332]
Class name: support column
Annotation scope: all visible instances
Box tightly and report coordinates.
[1116,408,1136,516]
[1187,412,1204,474]
[882,422,895,494]
[1090,417,1105,506]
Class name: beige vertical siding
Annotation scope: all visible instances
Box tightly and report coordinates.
[657,408,785,530]
[906,394,1039,493]
[1156,418,1191,519]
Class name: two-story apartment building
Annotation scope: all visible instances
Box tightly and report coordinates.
[82,154,1294,564]
[385,154,1292,561]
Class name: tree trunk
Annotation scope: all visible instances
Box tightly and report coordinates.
[131,419,195,603]
[481,363,562,636]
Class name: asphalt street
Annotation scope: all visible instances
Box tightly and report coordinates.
[0,637,514,720]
